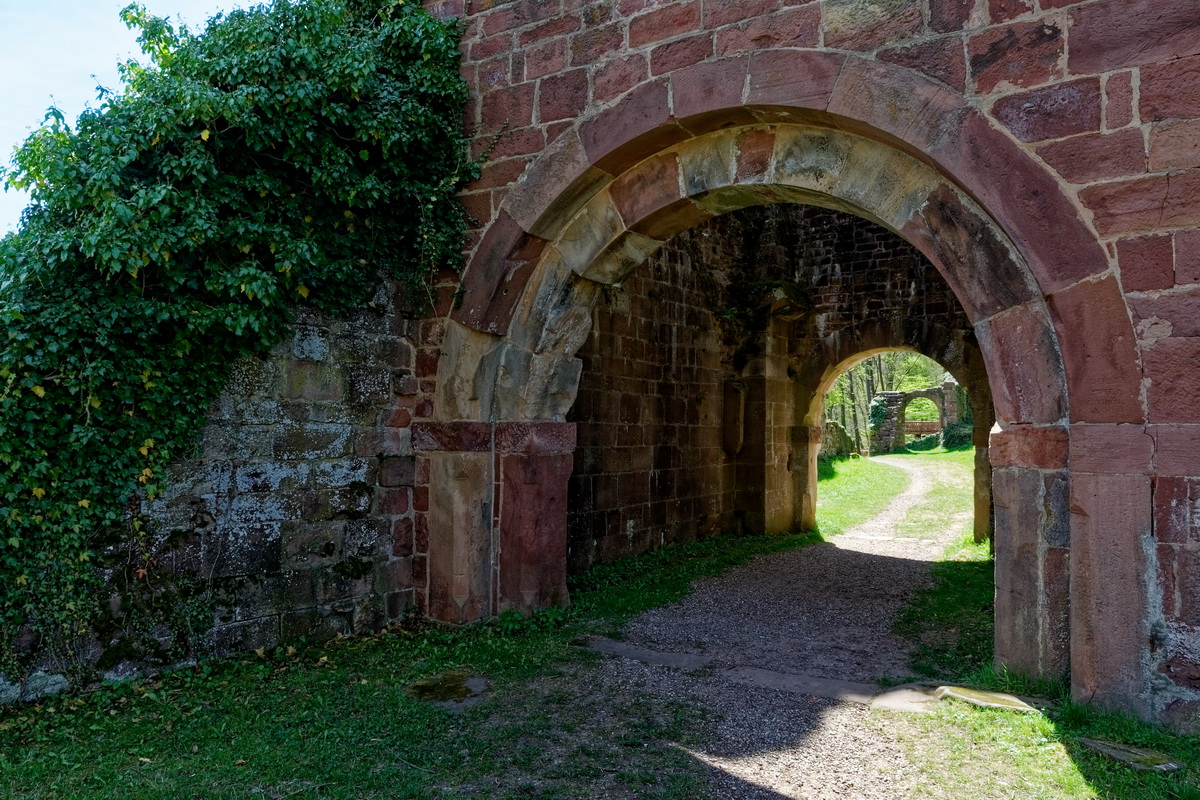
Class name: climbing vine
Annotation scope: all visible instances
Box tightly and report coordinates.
[0,0,473,680]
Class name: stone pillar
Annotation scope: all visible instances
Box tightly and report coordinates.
[870,391,905,454]
[941,380,959,425]
[989,425,1070,679]
[495,422,575,614]
[413,422,495,624]
[415,421,576,624]
[792,424,822,532]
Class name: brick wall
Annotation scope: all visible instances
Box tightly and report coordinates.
[569,202,975,568]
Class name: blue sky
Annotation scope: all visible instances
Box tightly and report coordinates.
[0,1,251,233]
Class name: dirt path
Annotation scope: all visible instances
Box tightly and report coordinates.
[594,454,970,798]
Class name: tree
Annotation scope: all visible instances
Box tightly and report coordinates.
[0,0,473,678]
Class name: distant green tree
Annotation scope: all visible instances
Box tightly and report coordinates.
[0,0,473,679]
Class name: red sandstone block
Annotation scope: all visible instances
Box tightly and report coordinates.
[1176,229,1200,285]
[970,19,1063,95]
[479,82,535,133]
[475,126,546,162]
[494,422,578,453]
[539,68,589,122]
[608,151,683,227]
[525,38,568,80]
[392,516,414,558]
[1069,423,1153,474]
[1068,0,1200,75]
[1069,473,1152,712]
[1048,275,1144,423]
[974,302,1066,424]
[1149,119,1200,172]
[452,209,546,334]
[988,425,1068,469]
[470,33,514,62]
[1141,55,1200,122]
[379,488,411,515]
[929,0,972,33]
[1117,235,1174,292]
[1105,71,1135,129]
[650,32,713,76]
[823,0,922,51]
[570,22,625,66]
[629,1,699,48]
[476,54,512,94]
[1151,424,1200,476]
[989,0,1033,22]
[746,49,843,110]
[411,422,494,452]
[704,0,779,28]
[1144,337,1200,423]
[878,36,966,92]
[518,15,581,47]
[1153,477,1198,544]
[735,127,776,182]
[579,79,688,174]
[671,56,750,122]
[992,78,1101,142]
[594,53,649,102]
[1129,289,1200,338]
[1157,544,1200,626]
[713,6,820,55]
[1081,171,1200,237]
[1036,128,1146,184]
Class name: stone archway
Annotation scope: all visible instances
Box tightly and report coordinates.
[431,118,1073,680]
[425,54,1154,719]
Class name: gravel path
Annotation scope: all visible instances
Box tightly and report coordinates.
[608,455,969,798]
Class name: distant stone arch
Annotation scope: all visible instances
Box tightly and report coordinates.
[871,382,963,454]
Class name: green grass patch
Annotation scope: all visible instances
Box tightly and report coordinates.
[892,530,994,680]
[816,455,910,536]
[884,693,1200,800]
[0,523,835,800]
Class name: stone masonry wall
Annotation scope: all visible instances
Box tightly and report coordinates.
[569,231,735,571]
[139,281,442,663]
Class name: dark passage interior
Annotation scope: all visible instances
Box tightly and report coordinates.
[566,204,994,572]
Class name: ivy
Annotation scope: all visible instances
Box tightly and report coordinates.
[0,0,473,680]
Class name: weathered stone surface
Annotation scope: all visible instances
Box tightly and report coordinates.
[498,452,572,612]
[969,19,1063,94]
[1068,0,1200,75]
[1048,276,1144,424]
[989,426,1068,470]
[1144,337,1200,423]
[1070,473,1152,717]
[974,303,1066,424]
[1117,235,1175,292]
[1037,128,1146,184]
[426,452,492,623]
[1069,424,1153,475]
[1078,738,1182,773]
[879,36,966,91]
[992,78,1102,143]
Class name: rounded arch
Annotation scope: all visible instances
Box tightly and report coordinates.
[428,61,1140,691]
[439,123,1067,435]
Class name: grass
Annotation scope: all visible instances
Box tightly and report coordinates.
[1,523,854,798]
[815,455,910,536]
[882,448,1200,800]
[4,448,1198,799]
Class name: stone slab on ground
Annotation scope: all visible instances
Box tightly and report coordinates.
[1079,737,1183,773]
